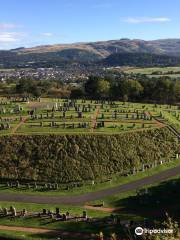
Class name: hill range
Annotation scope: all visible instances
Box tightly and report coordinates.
[2,38,180,67]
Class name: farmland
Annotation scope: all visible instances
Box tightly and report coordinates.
[124,66,180,79]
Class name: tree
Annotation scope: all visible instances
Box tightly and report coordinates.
[127,79,144,100]
[84,76,99,97]
[115,79,143,101]
[70,88,84,99]
[96,79,110,98]
[174,80,180,101]
[16,78,42,97]
[153,78,174,103]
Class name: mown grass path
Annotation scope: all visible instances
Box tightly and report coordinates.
[90,106,100,132]
[11,116,28,134]
[0,165,180,205]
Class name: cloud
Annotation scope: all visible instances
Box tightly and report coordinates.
[0,23,21,30]
[0,32,26,43]
[123,17,171,24]
[41,32,53,37]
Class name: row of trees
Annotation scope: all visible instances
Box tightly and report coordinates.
[71,76,180,103]
[2,74,180,104]
[15,78,66,97]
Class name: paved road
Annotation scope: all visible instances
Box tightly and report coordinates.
[0,165,180,205]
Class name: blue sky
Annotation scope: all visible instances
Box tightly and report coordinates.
[0,0,179,49]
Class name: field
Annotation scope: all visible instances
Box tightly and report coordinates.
[124,66,180,79]
[0,97,179,135]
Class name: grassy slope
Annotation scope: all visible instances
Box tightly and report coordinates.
[0,157,180,196]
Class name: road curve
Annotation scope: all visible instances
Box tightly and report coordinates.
[0,165,180,205]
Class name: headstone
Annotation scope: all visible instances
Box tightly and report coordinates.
[16,180,20,188]
[82,211,87,219]
[56,208,60,215]
[3,208,8,216]
[62,213,67,221]
[43,209,47,215]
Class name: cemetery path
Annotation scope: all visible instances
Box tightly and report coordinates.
[27,101,54,109]
[0,225,91,239]
[11,116,28,134]
[0,165,180,205]
[90,106,100,131]
[148,111,166,129]
[84,205,121,213]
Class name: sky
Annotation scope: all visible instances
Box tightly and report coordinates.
[0,0,180,49]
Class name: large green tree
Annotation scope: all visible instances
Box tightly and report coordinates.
[174,80,180,101]
[96,79,110,98]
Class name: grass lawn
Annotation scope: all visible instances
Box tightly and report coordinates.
[0,98,175,135]
[0,202,108,218]
[0,97,178,138]
[0,201,131,239]
[0,230,87,240]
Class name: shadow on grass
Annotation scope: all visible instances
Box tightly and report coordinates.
[111,177,180,222]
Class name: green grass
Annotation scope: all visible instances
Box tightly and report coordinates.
[0,202,108,218]
[1,175,179,238]
[147,74,180,78]
[0,98,179,136]
[0,230,88,240]
[124,66,180,74]
[0,202,126,237]
[160,110,180,132]
[0,231,41,240]
[89,174,180,208]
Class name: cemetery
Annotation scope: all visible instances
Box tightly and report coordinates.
[0,97,179,239]
[0,97,179,135]
[0,97,179,184]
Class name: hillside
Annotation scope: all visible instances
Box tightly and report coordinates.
[12,38,180,57]
[0,128,179,183]
[102,52,180,67]
[2,38,180,68]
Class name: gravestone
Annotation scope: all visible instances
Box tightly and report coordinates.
[3,208,8,216]
[43,209,47,215]
[83,211,87,219]
[56,208,60,215]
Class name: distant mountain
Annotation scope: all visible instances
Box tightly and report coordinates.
[102,52,180,67]
[1,38,180,68]
[12,38,180,57]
